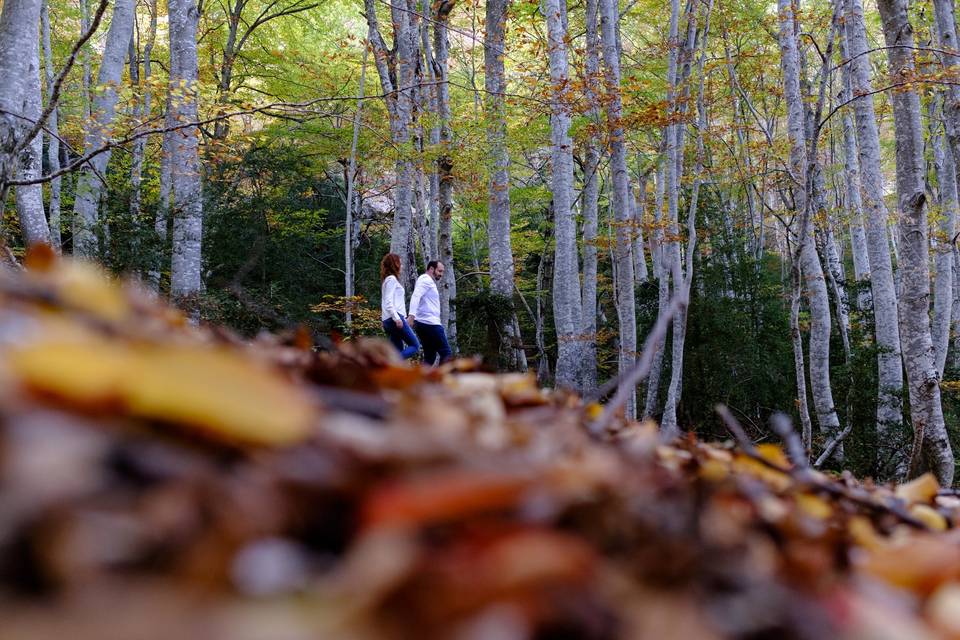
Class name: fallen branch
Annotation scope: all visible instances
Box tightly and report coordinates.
[716,404,928,530]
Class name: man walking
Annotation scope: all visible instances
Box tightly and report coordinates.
[408,261,452,366]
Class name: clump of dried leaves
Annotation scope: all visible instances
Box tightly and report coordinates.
[2,253,960,640]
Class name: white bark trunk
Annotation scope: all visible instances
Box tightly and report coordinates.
[632,177,649,284]
[72,0,136,257]
[485,0,526,371]
[839,28,869,297]
[0,0,42,200]
[931,104,957,377]
[129,0,157,224]
[14,21,49,248]
[434,0,457,348]
[168,0,203,314]
[580,0,601,392]
[378,0,419,288]
[778,0,841,453]
[662,0,712,435]
[843,0,904,468]
[599,0,637,415]
[344,44,368,330]
[544,0,583,390]
[41,0,60,251]
[878,0,954,484]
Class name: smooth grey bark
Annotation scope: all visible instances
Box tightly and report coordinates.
[579,0,601,393]
[599,0,637,416]
[72,0,136,257]
[662,0,712,435]
[168,0,203,314]
[544,0,583,389]
[932,0,960,197]
[40,0,60,251]
[14,19,49,248]
[344,44,368,330]
[953,247,960,371]
[485,0,526,371]
[419,0,439,261]
[843,0,904,465]
[0,0,43,198]
[931,104,957,377]
[644,0,680,421]
[644,155,670,418]
[365,0,419,288]
[791,260,814,452]
[80,0,91,123]
[778,0,841,452]
[631,178,649,284]
[129,0,157,224]
[877,0,954,484]
[823,224,852,360]
[838,29,869,306]
[434,0,457,348]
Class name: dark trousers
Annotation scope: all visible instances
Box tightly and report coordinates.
[383,318,420,359]
[414,321,452,366]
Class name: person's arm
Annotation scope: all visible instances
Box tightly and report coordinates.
[383,277,401,324]
[408,276,424,323]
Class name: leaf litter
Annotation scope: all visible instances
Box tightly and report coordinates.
[1,254,960,639]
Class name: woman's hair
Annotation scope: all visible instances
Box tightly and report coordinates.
[380,253,401,282]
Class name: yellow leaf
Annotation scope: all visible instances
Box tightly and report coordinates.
[9,338,314,446]
[795,493,832,521]
[895,473,940,504]
[910,504,948,532]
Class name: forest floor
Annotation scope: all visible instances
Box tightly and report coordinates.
[1,251,960,639]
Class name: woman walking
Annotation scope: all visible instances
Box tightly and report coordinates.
[380,253,420,359]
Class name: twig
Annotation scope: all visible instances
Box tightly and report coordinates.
[716,404,756,454]
[770,411,808,469]
[717,405,929,529]
[814,422,852,469]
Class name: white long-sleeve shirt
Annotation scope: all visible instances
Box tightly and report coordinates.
[381,275,406,321]
[408,273,441,325]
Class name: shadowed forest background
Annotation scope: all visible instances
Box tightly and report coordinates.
[3,0,960,483]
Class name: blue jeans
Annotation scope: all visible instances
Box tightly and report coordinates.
[383,318,420,359]
[414,321,452,366]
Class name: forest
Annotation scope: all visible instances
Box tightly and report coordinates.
[2,0,960,486]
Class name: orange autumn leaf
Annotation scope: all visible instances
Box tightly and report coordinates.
[361,471,531,530]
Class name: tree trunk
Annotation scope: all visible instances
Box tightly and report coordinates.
[0,0,42,207]
[599,0,637,414]
[434,0,457,349]
[644,158,670,419]
[932,0,960,202]
[838,33,870,308]
[778,0,841,454]
[544,0,583,389]
[877,0,954,485]
[344,44,368,330]
[843,0,904,472]
[484,0,526,371]
[14,17,49,248]
[41,0,60,251]
[72,0,136,257]
[791,264,814,454]
[168,0,203,317]
[129,0,157,225]
[931,100,957,377]
[632,174,649,284]
[366,0,419,288]
[579,0,601,393]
